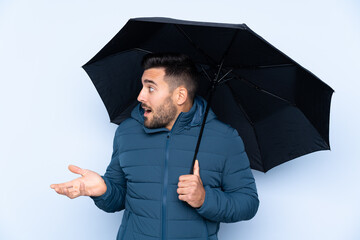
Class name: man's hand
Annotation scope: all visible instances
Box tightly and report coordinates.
[50,165,107,199]
[177,160,205,208]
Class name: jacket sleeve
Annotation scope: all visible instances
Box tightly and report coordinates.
[196,129,259,223]
[90,126,127,213]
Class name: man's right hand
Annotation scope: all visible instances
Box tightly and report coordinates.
[50,165,107,199]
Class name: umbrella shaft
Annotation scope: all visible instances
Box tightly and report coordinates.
[190,85,214,174]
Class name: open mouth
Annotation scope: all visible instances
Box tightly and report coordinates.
[144,109,152,117]
[142,105,152,117]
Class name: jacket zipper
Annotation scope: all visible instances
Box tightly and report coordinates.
[162,133,170,240]
[162,113,183,240]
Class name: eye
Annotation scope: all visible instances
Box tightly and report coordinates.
[149,86,155,92]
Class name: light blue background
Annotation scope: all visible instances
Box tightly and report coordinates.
[0,0,359,239]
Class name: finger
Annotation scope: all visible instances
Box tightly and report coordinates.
[64,186,81,199]
[54,187,63,195]
[178,194,187,202]
[51,183,64,190]
[62,186,70,197]
[67,188,77,195]
[67,188,80,199]
[67,180,82,192]
[51,181,75,190]
[79,181,86,196]
[177,187,191,195]
[52,181,75,195]
[178,181,196,188]
[193,160,200,177]
[68,165,87,176]
[58,187,70,197]
[179,174,197,182]
[178,194,184,201]
[51,183,62,189]
[67,184,78,193]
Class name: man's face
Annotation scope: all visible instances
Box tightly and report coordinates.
[137,67,178,129]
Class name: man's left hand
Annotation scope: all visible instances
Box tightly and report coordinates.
[177,159,205,208]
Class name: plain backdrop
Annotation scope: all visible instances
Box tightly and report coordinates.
[0,0,359,239]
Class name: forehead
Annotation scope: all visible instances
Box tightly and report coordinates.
[141,67,167,85]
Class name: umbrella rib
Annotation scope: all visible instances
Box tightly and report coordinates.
[230,71,295,106]
[214,58,225,82]
[218,29,239,65]
[199,65,213,83]
[214,29,237,84]
[225,82,266,171]
[232,63,294,69]
[234,71,331,148]
[217,69,233,83]
[133,48,153,54]
[255,63,294,69]
[174,24,217,66]
[225,82,255,126]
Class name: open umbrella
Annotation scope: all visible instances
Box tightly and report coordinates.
[82,17,334,172]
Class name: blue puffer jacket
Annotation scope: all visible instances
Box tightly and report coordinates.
[91,96,259,240]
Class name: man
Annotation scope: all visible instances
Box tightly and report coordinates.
[50,53,259,240]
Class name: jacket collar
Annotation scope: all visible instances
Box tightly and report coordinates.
[131,95,216,134]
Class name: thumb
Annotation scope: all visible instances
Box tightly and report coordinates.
[193,160,200,177]
[68,165,87,176]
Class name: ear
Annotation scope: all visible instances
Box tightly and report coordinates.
[175,86,188,105]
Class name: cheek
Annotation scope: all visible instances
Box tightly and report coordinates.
[148,96,162,107]
[149,90,171,109]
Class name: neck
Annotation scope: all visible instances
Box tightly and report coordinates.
[166,99,194,131]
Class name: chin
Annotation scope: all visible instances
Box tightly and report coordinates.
[144,119,152,128]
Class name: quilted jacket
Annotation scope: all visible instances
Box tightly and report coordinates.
[91,96,259,240]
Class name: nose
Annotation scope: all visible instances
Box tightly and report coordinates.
[137,87,146,103]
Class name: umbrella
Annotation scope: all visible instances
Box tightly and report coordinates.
[82,17,334,172]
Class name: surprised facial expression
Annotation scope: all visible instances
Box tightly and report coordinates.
[137,68,178,130]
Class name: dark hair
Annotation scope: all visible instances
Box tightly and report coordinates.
[141,52,198,101]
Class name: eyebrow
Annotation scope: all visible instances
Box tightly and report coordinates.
[143,79,158,86]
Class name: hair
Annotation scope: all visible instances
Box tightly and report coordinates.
[141,52,198,101]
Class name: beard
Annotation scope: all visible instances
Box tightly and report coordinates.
[143,96,178,129]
